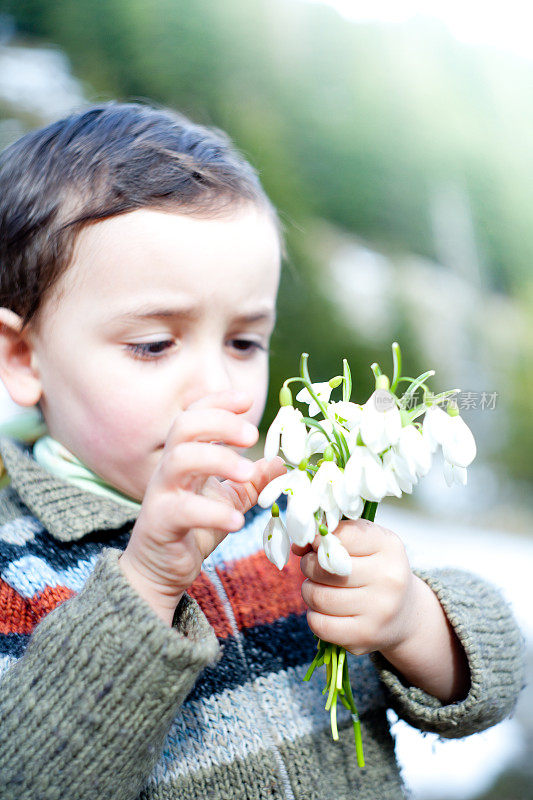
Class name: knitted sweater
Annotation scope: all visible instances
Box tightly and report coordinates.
[0,435,526,800]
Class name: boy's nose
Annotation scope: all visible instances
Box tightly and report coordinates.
[179,350,234,409]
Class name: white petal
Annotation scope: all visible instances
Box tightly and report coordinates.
[311,461,341,505]
[257,472,293,508]
[423,405,450,453]
[331,476,364,519]
[359,448,389,502]
[263,517,290,570]
[325,506,342,533]
[305,428,329,457]
[398,425,432,477]
[360,391,401,454]
[382,460,403,498]
[329,401,362,431]
[443,460,467,487]
[383,450,414,494]
[264,420,281,461]
[296,382,333,417]
[442,416,476,468]
[281,419,307,465]
[318,534,352,576]
[443,459,454,487]
[286,493,317,546]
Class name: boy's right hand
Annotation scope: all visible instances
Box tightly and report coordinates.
[118,390,285,626]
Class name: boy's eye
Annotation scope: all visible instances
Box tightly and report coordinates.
[124,338,266,362]
[125,340,175,361]
[228,339,266,355]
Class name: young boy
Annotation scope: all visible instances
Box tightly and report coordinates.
[0,101,525,800]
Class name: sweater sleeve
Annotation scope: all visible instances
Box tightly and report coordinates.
[0,546,222,800]
[369,566,526,738]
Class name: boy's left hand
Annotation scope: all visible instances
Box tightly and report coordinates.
[294,518,471,704]
[293,519,419,658]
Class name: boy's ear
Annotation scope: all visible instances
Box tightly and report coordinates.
[0,308,42,407]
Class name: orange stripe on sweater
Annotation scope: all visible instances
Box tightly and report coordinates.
[215,550,306,630]
[30,585,76,623]
[1,572,233,640]
[0,576,34,634]
[188,571,233,638]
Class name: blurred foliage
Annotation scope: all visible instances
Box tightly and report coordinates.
[1,0,532,482]
[5,0,533,292]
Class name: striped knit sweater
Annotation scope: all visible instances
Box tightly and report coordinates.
[0,434,526,800]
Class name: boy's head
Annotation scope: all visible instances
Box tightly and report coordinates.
[0,101,283,501]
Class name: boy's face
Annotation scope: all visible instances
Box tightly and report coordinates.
[25,203,281,502]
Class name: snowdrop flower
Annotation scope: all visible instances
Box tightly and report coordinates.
[328,401,363,432]
[317,532,352,576]
[441,412,476,468]
[258,467,319,547]
[263,511,291,570]
[264,405,307,465]
[383,425,432,497]
[360,389,401,455]
[396,424,432,478]
[312,461,364,530]
[296,381,334,417]
[423,403,476,483]
[343,445,389,503]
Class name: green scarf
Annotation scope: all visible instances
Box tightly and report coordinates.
[0,407,142,511]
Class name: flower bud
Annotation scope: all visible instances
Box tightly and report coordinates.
[319,523,328,536]
[329,375,343,388]
[376,374,390,391]
[323,444,335,461]
[279,386,293,406]
[271,502,280,518]
[298,458,309,471]
[447,400,459,417]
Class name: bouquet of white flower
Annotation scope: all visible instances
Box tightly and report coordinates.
[258,342,476,769]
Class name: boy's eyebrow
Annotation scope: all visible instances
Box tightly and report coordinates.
[109,304,276,324]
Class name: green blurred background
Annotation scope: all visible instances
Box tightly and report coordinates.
[3,0,532,515]
[0,2,531,796]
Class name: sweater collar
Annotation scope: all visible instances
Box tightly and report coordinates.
[0,435,139,542]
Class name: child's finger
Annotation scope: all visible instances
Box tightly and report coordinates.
[334,519,402,557]
[223,456,286,515]
[185,390,254,414]
[161,442,255,487]
[291,542,313,558]
[166,408,258,449]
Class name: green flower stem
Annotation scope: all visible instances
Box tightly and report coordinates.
[341,655,365,768]
[336,648,346,689]
[342,358,352,402]
[303,639,327,681]
[299,354,350,468]
[370,362,382,380]
[403,370,435,399]
[330,686,339,740]
[325,646,338,711]
[390,342,402,393]
[362,500,378,522]
[405,389,460,424]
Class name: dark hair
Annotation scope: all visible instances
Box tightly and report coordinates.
[0,100,284,336]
